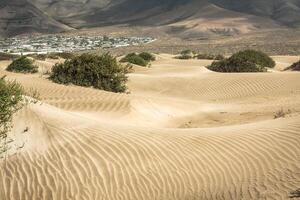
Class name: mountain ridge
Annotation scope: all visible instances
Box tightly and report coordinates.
[1,0,300,37]
[0,0,72,38]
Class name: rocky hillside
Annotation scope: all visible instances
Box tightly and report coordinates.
[0,0,71,37]
[1,0,300,37]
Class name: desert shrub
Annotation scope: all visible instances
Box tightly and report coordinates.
[6,56,38,73]
[176,54,193,60]
[138,52,155,62]
[215,54,225,60]
[285,60,300,71]
[0,53,19,61]
[196,54,225,60]
[181,49,194,55]
[0,77,24,139]
[230,50,275,68]
[120,53,148,67]
[290,189,300,198]
[50,53,127,93]
[208,58,265,73]
[207,50,274,73]
[274,108,291,119]
[175,49,194,59]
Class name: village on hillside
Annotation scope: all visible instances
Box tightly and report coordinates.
[0,35,156,55]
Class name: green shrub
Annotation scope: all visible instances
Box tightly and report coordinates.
[175,49,195,60]
[230,50,275,68]
[0,77,24,139]
[6,56,38,73]
[50,53,128,93]
[180,49,194,55]
[0,53,19,61]
[215,54,225,60]
[207,50,274,73]
[175,54,193,60]
[138,52,155,62]
[196,54,225,60]
[120,53,149,67]
[285,60,300,71]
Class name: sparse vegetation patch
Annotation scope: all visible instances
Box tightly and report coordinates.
[6,56,38,73]
[120,52,155,67]
[285,60,300,71]
[290,189,300,198]
[175,49,195,59]
[274,108,291,119]
[207,50,275,73]
[50,53,128,93]
[0,77,24,139]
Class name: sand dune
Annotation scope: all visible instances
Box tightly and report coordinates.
[1,55,300,200]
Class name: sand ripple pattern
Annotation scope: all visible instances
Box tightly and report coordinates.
[1,57,300,200]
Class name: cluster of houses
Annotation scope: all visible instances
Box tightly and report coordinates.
[0,35,156,55]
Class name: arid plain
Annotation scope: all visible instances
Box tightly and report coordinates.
[0,54,300,200]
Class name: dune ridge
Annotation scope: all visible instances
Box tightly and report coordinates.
[1,54,300,199]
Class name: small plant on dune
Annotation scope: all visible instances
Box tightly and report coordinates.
[120,52,155,67]
[273,108,291,119]
[0,76,39,156]
[285,60,300,71]
[138,52,156,62]
[0,77,24,139]
[50,53,128,93]
[175,49,195,59]
[6,56,38,73]
[207,49,275,73]
[290,189,300,198]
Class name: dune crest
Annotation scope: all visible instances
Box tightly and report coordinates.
[1,55,300,199]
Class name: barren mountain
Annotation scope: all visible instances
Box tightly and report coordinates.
[0,0,71,37]
[1,0,300,37]
[30,0,300,28]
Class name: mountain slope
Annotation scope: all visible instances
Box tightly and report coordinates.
[211,0,300,27]
[29,0,300,28]
[2,0,300,37]
[0,0,71,37]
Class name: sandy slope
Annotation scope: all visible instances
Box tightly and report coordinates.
[0,55,300,200]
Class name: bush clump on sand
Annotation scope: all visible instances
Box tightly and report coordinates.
[138,52,156,62]
[50,53,128,93]
[175,49,195,59]
[196,54,225,60]
[120,52,155,67]
[6,56,38,73]
[285,60,300,71]
[0,52,19,61]
[207,50,275,73]
[0,77,24,139]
